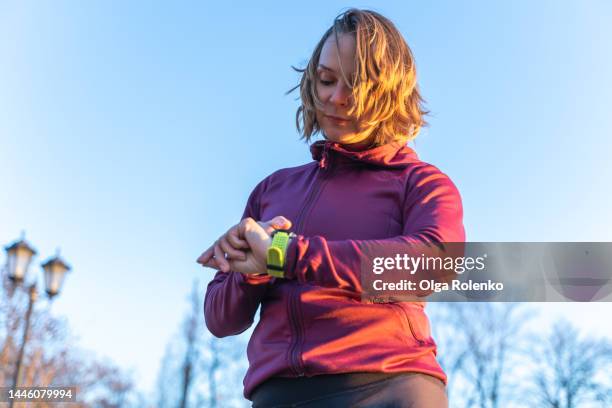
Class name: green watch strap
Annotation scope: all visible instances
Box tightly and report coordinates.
[266,230,292,278]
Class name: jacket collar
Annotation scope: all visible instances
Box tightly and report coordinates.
[310,139,419,169]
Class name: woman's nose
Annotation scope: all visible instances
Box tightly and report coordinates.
[329,83,351,107]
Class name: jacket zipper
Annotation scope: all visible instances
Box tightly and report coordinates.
[287,143,332,377]
[295,142,332,233]
[288,285,304,376]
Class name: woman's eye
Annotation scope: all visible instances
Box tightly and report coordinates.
[319,79,334,86]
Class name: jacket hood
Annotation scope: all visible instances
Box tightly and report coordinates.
[310,139,420,169]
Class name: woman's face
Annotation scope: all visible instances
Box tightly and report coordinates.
[315,33,372,147]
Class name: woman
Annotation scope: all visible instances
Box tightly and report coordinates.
[197,8,464,407]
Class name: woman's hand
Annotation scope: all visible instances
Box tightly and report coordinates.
[197,216,292,274]
[197,223,250,272]
[226,218,274,275]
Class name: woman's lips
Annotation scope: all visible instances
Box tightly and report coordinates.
[325,114,350,124]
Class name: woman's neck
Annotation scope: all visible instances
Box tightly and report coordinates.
[336,136,376,151]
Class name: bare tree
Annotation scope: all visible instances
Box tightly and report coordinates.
[156,341,181,408]
[430,302,532,408]
[530,320,612,408]
[179,282,201,408]
[206,337,221,408]
[155,279,250,408]
[1,267,144,407]
[201,317,249,408]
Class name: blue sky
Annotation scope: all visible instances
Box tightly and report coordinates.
[1,0,611,395]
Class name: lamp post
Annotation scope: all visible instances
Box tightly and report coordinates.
[3,234,71,408]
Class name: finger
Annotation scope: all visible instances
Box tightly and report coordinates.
[242,218,269,242]
[219,235,247,261]
[213,241,230,272]
[259,215,293,235]
[271,215,292,230]
[199,246,222,268]
[227,225,249,249]
[196,245,214,264]
[200,257,222,270]
[238,217,257,237]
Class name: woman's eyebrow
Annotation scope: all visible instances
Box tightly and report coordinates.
[318,64,356,81]
[317,64,336,73]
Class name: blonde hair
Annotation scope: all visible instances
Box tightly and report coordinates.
[287,8,429,146]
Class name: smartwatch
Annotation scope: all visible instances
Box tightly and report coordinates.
[266,230,295,278]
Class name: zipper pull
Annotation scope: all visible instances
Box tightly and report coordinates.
[319,142,332,169]
[319,156,327,169]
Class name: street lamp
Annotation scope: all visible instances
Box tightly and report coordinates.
[42,251,71,299]
[5,236,37,285]
[3,234,71,408]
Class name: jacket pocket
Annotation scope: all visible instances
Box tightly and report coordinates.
[388,303,432,345]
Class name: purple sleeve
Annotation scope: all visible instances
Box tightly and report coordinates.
[203,180,274,338]
[283,166,466,293]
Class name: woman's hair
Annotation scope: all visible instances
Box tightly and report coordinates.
[287,8,429,146]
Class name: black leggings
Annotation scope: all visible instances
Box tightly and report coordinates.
[251,372,449,408]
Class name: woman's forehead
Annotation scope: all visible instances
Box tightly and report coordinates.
[319,33,356,75]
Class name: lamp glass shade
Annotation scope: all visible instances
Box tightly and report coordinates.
[42,258,70,298]
[5,241,36,283]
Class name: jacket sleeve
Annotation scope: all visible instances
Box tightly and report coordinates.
[283,165,465,294]
[203,179,273,338]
